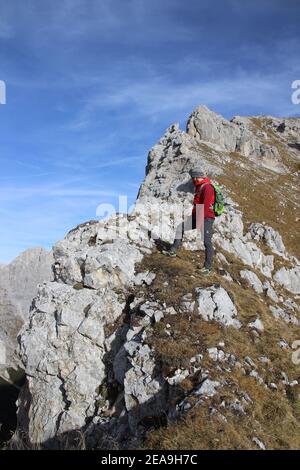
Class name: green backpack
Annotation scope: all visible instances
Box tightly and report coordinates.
[211,183,225,216]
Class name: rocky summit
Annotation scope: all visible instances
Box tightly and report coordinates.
[5,105,300,450]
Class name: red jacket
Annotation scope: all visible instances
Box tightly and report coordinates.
[192,178,215,219]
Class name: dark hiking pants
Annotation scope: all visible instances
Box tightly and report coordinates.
[171,215,215,269]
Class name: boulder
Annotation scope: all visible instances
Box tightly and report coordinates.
[195,286,241,329]
[240,270,263,294]
[248,318,264,332]
[194,378,220,398]
[273,267,300,295]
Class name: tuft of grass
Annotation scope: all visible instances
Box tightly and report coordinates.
[73,282,84,290]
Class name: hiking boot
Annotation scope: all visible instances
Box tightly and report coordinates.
[161,249,177,257]
[197,266,212,276]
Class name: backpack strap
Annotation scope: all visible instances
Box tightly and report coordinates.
[195,182,209,195]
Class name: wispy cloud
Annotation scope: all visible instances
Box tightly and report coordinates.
[47,189,119,197]
[68,62,300,130]
[0,183,124,202]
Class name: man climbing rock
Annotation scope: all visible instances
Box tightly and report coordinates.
[162,168,215,276]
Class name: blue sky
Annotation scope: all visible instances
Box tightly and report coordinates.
[0,0,299,263]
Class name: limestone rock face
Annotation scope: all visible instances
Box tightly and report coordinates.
[123,332,166,432]
[15,105,300,449]
[18,282,125,442]
[16,215,158,444]
[0,247,53,376]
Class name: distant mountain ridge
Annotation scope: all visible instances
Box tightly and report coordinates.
[0,247,53,379]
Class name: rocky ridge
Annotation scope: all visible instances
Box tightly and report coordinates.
[14,106,300,450]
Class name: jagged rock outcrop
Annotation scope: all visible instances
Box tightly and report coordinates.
[248,223,287,257]
[16,217,158,445]
[187,106,284,172]
[15,105,300,449]
[0,248,53,378]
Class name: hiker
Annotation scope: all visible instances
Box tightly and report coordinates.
[162,168,216,276]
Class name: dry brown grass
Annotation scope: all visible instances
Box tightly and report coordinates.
[144,376,300,450]
[144,406,256,450]
[144,392,300,450]
[220,157,299,259]
[136,251,203,307]
[136,246,300,450]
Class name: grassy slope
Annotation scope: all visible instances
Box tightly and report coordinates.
[134,240,299,449]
